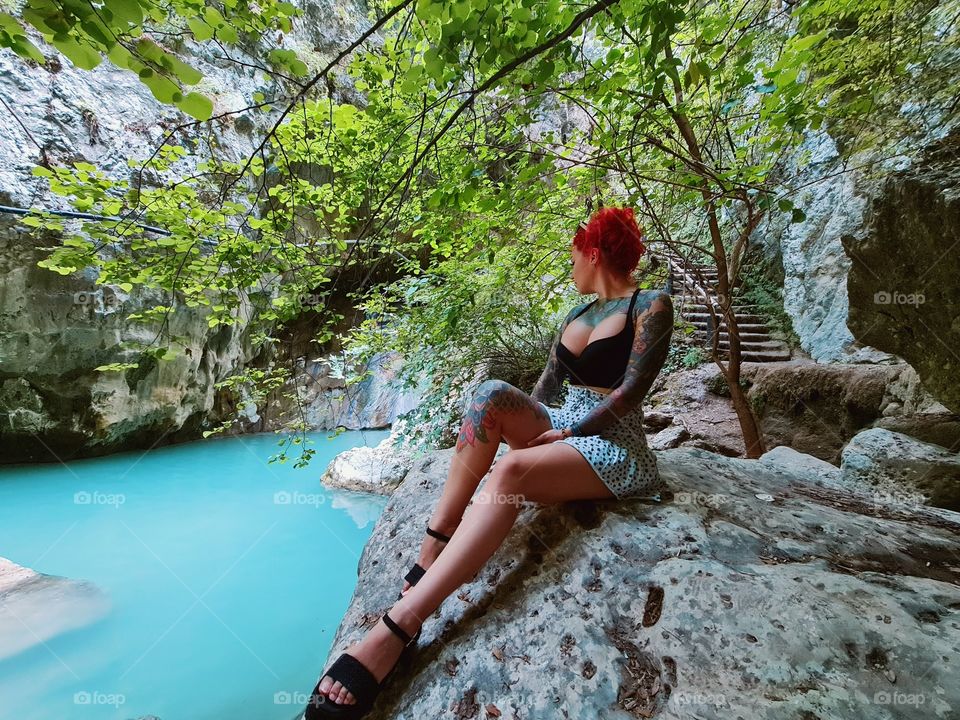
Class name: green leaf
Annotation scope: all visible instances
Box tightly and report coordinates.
[0,12,21,33]
[107,42,134,68]
[22,6,68,35]
[1,14,47,62]
[424,47,444,82]
[792,32,826,52]
[791,208,806,224]
[141,71,180,103]
[166,54,203,85]
[177,91,213,120]
[778,66,799,86]
[217,22,237,43]
[79,17,112,47]
[187,17,213,41]
[52,36,102,70]
[203,6,225,27]
[11,37,46,63]
[103,0,143,26]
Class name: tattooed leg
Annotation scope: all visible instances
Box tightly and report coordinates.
[457,380,550,451]
[403,380,551,596]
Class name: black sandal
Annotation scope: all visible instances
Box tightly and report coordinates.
[397,522,458,601]
[303,610,420,719]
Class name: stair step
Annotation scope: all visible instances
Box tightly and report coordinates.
[712,339,790,351]
[685,312,767,324]
[715,351,792,362]
[691,330,772,342]
[675,301,760,310]
[714,349,793,362]
[685,315,768,325]
[690,323,770,334]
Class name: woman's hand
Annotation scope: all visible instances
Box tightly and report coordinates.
[527,428,568,447]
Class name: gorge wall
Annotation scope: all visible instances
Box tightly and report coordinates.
[0,1,424,463]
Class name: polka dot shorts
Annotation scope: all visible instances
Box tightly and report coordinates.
[539,385,664,500]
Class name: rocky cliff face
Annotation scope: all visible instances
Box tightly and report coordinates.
[0,1,403,462]
[0,217,265,462]
[747,125,959,444]
[752,131,888,365]
[843,131,960,415]
[309,444,960,720]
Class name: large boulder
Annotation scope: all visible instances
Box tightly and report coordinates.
[740,360,957,463]
[321,435,420,496]
[841,428,960,511]
[842,131,960,414]
[305,445,960,719]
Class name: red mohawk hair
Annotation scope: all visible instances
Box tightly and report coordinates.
[573,206,646,276]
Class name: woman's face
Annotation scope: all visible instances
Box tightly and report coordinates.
[570,242,592,293]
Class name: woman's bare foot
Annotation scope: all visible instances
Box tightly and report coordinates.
[316,603,421,705]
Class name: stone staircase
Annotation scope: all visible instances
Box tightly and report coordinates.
[658,249,792,363]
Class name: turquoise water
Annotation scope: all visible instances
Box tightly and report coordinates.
[0,430,391,720]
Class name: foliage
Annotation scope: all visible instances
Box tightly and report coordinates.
[1,0,300,118]
[736,251,801,348]
[12,0,959,461]
[660,314,705,375]
[681,346,707,369]
[706,369,755,398]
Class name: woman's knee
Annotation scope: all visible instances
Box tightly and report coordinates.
[483,452,532,499]
[472,379,518,407]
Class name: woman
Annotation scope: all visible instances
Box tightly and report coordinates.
[305,206,674,718]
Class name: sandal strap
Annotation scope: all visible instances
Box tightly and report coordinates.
[314,653,379,707]
[425,523,455,543]
[382,611,417,647]
[403,563,426,586]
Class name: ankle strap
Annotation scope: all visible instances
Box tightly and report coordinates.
[382,612,416,647]
[425,524,453,543]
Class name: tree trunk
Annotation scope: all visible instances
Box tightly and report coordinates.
[663,41,767,458]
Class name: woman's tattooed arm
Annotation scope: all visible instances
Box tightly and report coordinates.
[530,312,573,406]
[570,292,674,437]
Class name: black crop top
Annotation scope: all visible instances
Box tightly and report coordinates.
[556,288,640,390]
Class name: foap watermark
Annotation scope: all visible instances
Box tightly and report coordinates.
[674,691,727,708]
[74,490,126,508]
[674,491,728,508]
[74,690,125,708]
[473,491,528,507]
[274,690,313,706]
[871,490,926,509]
[296,293,325,307]
[873,290,925,306]
[274,490,326,508]
[72,290,123,311]
[874,691,925,706]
